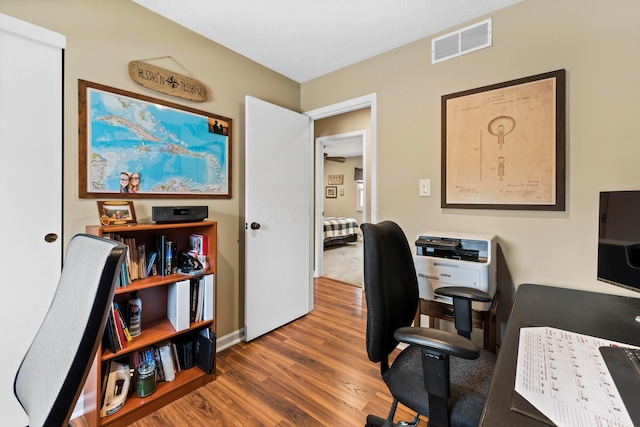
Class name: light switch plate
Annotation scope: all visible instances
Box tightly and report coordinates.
[419,179,431,197]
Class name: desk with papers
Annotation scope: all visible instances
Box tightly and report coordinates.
[480,284,640,427]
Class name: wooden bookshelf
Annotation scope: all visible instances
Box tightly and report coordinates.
[84,221,217,427]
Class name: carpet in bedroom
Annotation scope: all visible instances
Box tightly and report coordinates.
[322,238,363,287]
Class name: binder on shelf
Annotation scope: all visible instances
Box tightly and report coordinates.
[194,328,215,375]
[167,279,190,332]
[202,274,215,322]
[177,339,194,370]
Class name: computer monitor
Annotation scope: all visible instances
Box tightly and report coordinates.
[598,190,640,292]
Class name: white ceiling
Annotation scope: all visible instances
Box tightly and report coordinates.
[324,136,363,158]
[131,0,522,83]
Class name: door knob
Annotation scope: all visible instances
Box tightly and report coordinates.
[44,233,58,243]
[250,222,261,230]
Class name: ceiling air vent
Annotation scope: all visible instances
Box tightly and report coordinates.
[432,18,492,64]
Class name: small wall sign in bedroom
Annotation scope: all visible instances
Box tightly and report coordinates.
[328,174,344,185]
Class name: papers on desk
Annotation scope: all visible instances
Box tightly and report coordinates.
[515,327,634,427]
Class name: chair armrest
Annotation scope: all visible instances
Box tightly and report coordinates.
[435,286,492,302]
[395,326,479,359]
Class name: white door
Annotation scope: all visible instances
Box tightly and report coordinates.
[245,96,312,341]
[0,14,64,426]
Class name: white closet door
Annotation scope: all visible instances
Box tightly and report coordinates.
[0,14,64,426]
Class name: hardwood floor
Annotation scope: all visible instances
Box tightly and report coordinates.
[76,278,427,426]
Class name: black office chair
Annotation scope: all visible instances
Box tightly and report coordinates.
[14,234,126,427]
[361,221,496,427]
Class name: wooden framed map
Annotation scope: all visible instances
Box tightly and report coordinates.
[441,70,565,210]
[78,79,232,199]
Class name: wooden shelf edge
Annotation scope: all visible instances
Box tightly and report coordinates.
[101,318,214,361]
[114,270,215,295]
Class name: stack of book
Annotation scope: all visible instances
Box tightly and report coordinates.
[102,233,158,286]
[190,275,215,323]
[155,234,178,276]
[103,302,133,353]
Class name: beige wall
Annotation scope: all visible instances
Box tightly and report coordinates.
[302,0,640,300]
[4,0,640,343]
[315,108,372,222]
[323,157,364,223]
[0,0,301,337]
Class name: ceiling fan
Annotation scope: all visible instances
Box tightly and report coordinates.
[324,153,346,163]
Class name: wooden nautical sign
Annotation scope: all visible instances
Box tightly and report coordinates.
[128,60,208,102]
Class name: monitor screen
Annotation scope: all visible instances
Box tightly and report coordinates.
[598,191,640,292]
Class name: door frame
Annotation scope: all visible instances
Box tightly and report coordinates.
[314,130,366,279]
[304,93,377,280]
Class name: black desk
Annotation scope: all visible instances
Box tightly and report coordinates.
[480,283,640,426]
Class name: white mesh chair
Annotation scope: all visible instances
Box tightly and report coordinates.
[14,234,126,427]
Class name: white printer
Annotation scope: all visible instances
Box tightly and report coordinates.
[413,231,496,311]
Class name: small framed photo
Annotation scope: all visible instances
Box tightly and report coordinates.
[326,186,337,198]
[97,201,137,225]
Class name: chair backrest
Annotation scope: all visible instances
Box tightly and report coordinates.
[361,221,419,364]
[14,234,126,427]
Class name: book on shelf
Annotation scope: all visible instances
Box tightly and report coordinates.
[171,342,182,373]
[152,346,165,382]
[194,278,203,323]
[102,313,118,354]
[157,340,176,382]
[168,241,178,275]
[156,234,167,276]
[188,274,215,323]
[111,303,125,351]
[113,303,132,342]
[165,240,173,276]
[190,278,200,323]
[137,244,147,279]
[146,250,157,277]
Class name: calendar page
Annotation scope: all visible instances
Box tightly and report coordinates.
[515,327,634,427]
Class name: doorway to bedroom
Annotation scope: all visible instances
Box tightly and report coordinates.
[313,106,371,288]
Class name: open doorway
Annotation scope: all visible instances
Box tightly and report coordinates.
[304,94,377,286]
[317,131,365,286]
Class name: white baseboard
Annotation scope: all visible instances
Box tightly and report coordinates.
[216,328,245,351]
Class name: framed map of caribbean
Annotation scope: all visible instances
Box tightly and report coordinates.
[441,69,565,210]
[79,79,232,199]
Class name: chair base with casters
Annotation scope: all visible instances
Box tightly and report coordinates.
[361,221,496,427]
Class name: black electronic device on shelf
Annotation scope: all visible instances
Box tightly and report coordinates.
[152,206,208,223]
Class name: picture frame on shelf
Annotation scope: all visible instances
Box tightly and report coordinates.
[325,186,337,198]
[78,79,232,199]
[98,201,137,225]
[441,69,566,211]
